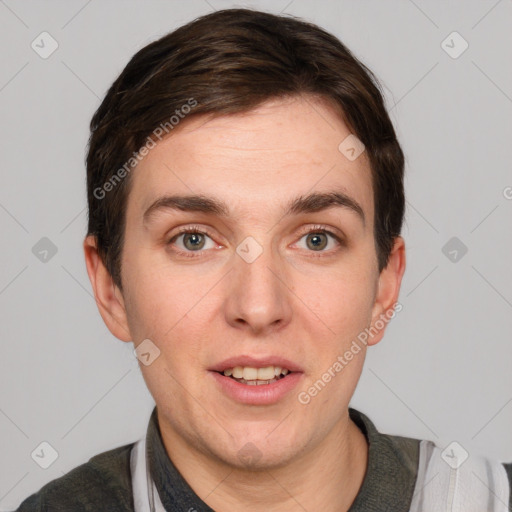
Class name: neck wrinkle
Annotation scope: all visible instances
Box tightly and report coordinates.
[151,405,369,512]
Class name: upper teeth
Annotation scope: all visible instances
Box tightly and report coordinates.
[223,366,290,380]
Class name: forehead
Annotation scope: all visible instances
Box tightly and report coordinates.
[127,95,374,225]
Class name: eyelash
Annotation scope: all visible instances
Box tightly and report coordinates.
[167,224,344,259]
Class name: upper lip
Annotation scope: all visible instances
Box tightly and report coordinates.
[209,355,303,373]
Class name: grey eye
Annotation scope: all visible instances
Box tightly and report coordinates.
[172,231,215,252]
[296,231,338,252]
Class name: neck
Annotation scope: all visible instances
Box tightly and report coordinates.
[158,411,369,512]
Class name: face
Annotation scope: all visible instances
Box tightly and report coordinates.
[86,95,405,471]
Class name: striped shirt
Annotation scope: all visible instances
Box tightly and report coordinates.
[15,406,512,511]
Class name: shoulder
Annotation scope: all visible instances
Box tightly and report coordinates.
[14,442,135,512]
[410,439,512,511]
[349,408,512,510]
[349,407,421,475]
[381,433,512,510]
[374,430,421,471]
[503,462,512,510]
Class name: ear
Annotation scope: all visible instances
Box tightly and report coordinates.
[366,236,406,347]
[83,235,132,342]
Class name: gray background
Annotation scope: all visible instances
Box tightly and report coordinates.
[1,0,511,509]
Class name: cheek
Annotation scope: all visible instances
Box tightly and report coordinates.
[122,241,175,312]
[295,264,376,332]
[123,271,208,366]
[121,263,176,341]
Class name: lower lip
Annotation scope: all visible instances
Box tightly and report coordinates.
[209,371,304,405]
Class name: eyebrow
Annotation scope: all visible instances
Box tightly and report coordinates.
[142,190,365,226]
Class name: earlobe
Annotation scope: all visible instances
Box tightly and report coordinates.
[367,236,406,347]
[83,235,132,342]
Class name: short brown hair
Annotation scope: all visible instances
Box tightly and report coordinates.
[86,8,405,290]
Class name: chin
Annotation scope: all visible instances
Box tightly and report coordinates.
[225,446,296,471]
[221,430,306,471]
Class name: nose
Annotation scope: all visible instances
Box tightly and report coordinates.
[224,237,293,335]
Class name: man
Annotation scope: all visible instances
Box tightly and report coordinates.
[15,7,511,512]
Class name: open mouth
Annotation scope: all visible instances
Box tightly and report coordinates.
[215,366,293,386]
[209,361,303,404]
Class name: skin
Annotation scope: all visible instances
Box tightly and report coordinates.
[84,94,406,511]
